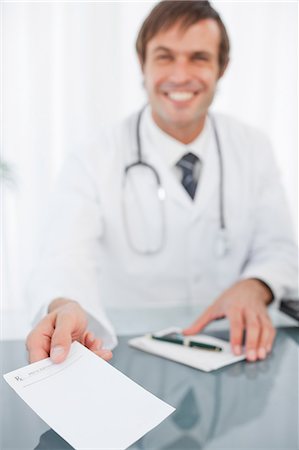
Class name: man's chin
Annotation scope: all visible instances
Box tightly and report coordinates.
[152,105,206,133]
[163,114,200,129]
[163,104,205,121]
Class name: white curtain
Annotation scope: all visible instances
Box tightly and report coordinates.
[2,1,297,314]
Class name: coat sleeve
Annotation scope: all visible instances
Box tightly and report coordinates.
[27,147,117,349]
[239,132,298,304]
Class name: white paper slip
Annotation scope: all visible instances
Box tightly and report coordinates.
[3,341,175,450]
[129,327,245,372]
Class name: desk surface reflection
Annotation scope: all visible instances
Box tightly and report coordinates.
[1,327,298,450]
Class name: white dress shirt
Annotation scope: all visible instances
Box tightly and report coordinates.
[144,107,210,188]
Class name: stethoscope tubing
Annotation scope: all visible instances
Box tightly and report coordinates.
[123,106,227,255]
[126,106,226,230]
[209,114,225,230]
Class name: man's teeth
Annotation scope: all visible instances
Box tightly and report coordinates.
[167,92,194,101]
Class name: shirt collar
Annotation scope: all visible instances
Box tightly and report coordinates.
[142,105,211,167]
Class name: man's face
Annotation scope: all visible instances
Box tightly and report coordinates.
[142,19,224,141]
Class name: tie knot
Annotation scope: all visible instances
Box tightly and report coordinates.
[176,152,199,174]
[176,152,200,200]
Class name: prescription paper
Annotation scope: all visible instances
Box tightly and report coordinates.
[3,341,175,450]
[129,327,245,372]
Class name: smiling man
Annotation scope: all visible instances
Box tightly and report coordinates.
[140,15,226,143]
[27,1,297,366]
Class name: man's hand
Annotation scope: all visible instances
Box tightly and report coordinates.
[26,299,112,364]
[183,279,276,362]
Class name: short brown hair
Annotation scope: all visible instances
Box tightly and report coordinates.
[136,0,230,74]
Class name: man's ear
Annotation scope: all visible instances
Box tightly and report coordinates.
[218,58,229,79]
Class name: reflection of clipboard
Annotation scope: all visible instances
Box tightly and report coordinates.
[129,327,245,373]
[279,299,299,321]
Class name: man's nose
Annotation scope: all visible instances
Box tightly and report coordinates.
[169,59,192,84]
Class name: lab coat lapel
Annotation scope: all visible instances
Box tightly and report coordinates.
[192,135,219,218]
[145,150,193,210]
[141,113,193,210]
[140,137,219,213]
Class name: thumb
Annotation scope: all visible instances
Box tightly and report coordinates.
[183,307,216,336]
[50,314,73,363]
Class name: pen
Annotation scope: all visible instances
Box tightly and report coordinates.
[151,334,222,352]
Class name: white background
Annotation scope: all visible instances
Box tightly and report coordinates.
[1,1,298,322]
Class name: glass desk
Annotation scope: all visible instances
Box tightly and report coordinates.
[1,321,298,450]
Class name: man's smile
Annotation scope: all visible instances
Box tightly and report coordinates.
[163,91,199,102]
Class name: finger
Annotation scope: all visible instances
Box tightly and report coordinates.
[245,312,261,362]
[228,309,245,355]
[50,313,74,363]
[183,306,221,335]
[26,335,50,363]
[26,316,56,363]
[86,335,113,361]
[259,317,276,357]
[96,349,113,361]
[86,337,103,353]
[82,331,95,347]
[81,334,112,360]
[266,325,276,354]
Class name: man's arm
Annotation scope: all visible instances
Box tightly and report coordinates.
[27,148,116,362]
[237,131,298,301]
[184,130,298,361]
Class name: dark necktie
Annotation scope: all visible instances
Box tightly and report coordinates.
[176,152,200,200]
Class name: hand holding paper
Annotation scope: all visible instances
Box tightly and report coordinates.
[4,342,174,450]
[26,299,112,364]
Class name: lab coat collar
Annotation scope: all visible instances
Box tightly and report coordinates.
[143,106,211,167]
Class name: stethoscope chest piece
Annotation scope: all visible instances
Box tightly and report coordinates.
[215,228,231,258]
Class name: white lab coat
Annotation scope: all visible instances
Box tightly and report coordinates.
[29,111,298,348]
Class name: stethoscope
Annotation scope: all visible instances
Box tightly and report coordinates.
[122,106,230,257]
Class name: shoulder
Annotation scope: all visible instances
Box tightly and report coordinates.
[96,111,138,150]
[212,113,270,145]
[68,111,138,170]
[211,112,275,163]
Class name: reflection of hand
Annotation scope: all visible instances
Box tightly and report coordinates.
[26,298,112,364]
[183,279,276,362]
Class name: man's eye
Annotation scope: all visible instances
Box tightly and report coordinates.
[156,54,172,61]
[192,54,209,62]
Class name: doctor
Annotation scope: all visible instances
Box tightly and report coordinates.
[26,1,297,364]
